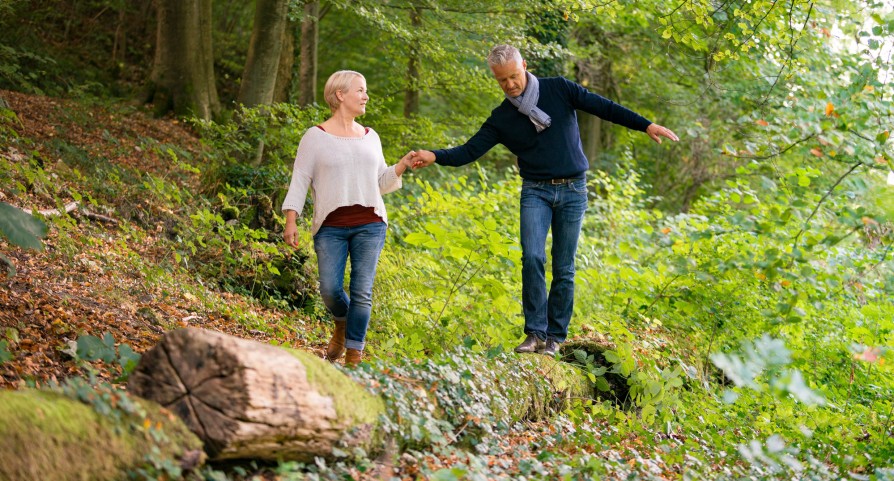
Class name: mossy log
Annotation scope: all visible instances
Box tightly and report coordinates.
[127,327,385,461]
[128,328,600,462]
[0,389,203,481]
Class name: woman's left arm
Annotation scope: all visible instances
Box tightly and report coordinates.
[379,151,417,195]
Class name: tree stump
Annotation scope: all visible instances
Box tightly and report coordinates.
[127,327,385,461]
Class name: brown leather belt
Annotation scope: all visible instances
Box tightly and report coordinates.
[537,177,583,185]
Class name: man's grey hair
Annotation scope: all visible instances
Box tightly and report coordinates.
[487,44,523,67]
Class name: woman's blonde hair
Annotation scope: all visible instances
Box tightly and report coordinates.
[323,70,365,113]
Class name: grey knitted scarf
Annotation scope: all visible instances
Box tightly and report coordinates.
[506,72,551,133]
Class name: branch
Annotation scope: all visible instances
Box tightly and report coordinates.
[791,161,863,254]
[728,133,817,161]
[15,201,118,224]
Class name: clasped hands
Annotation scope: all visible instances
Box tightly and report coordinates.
[397,150,436,171]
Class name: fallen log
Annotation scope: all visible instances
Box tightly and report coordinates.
[128,328,600,462]
[127,327,386,461]
[0,388,204,481]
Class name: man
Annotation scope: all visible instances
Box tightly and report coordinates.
[412,45,678,356]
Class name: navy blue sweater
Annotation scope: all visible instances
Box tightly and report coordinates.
[433,76,652,181]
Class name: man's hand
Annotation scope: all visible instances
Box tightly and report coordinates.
[411,150,436,169]
[646,123,679,144]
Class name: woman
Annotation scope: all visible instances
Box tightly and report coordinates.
[282,70,414,367]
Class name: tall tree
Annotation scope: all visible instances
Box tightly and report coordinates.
[237,0,289,107]
[403,3,422,118]
[273,21,296,103]
[145,0,219,120]
[297,1,320,107]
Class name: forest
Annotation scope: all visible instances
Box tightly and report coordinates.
[0,0,892,480]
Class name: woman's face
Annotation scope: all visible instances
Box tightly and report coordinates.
[338,76,368,116]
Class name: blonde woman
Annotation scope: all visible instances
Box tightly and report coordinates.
[282,70,415,366]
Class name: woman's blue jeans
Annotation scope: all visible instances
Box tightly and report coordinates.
[519,178,588,343]
[313,222,387,351]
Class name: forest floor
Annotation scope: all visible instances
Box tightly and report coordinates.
[0,89,316,391]
[0,90,680,480]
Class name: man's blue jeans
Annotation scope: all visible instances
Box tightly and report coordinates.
[313,222,387,351]
[520,178,588,343]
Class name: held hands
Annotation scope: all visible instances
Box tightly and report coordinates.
[409,150,436,169]
[396,150,436,174]
[646,123,680,144]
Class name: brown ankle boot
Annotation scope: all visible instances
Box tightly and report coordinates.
[325,320,346,361]
[344,348,362,367]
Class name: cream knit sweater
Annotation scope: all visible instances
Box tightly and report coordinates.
[281,127,402,235]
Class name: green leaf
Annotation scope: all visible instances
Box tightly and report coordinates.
[431,468,467,481]
[76,334,117,363]
[403,232,431,246]
[0,340,11,364]
[117,344,141,374]
[797,175,810,187]
[0,202,48,250]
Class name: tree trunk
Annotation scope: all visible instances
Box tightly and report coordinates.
[273,21,296,104]
[403,5,422,118]
[0,389,204,481]
[127,327,386,461]
[297,1,319,107]
[145,0,219,120]
[128,329,605,463]
[573,30,617,171]
[238,0,289,107]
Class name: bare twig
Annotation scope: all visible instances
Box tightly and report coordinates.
[791,161,864,254]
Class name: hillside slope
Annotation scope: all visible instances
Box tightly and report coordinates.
[0,90,318,389]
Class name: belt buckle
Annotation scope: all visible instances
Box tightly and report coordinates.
[550,178,566,185]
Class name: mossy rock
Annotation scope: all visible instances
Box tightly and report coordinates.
[0,389,204,481]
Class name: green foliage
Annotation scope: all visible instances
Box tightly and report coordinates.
[375,174,522,358]
[67,332,141,383]
[177,200,316,311]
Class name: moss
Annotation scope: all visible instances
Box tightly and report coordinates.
[0,389,203,481]
[287,349,386,428]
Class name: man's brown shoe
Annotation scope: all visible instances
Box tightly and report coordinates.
[541,339,560,357]
[514,334,545,353]
[325,320,346,361]
[345,348,363,367]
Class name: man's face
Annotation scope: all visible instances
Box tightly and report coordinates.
[491,60,527,98]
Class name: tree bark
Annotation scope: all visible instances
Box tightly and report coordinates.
[273,21,297,104]
[297,1,319,107]
[403,4,422,118]
[572,29,617,171]
[127,328,602,462]
[145,0,220,120]
[238,0,290,107]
